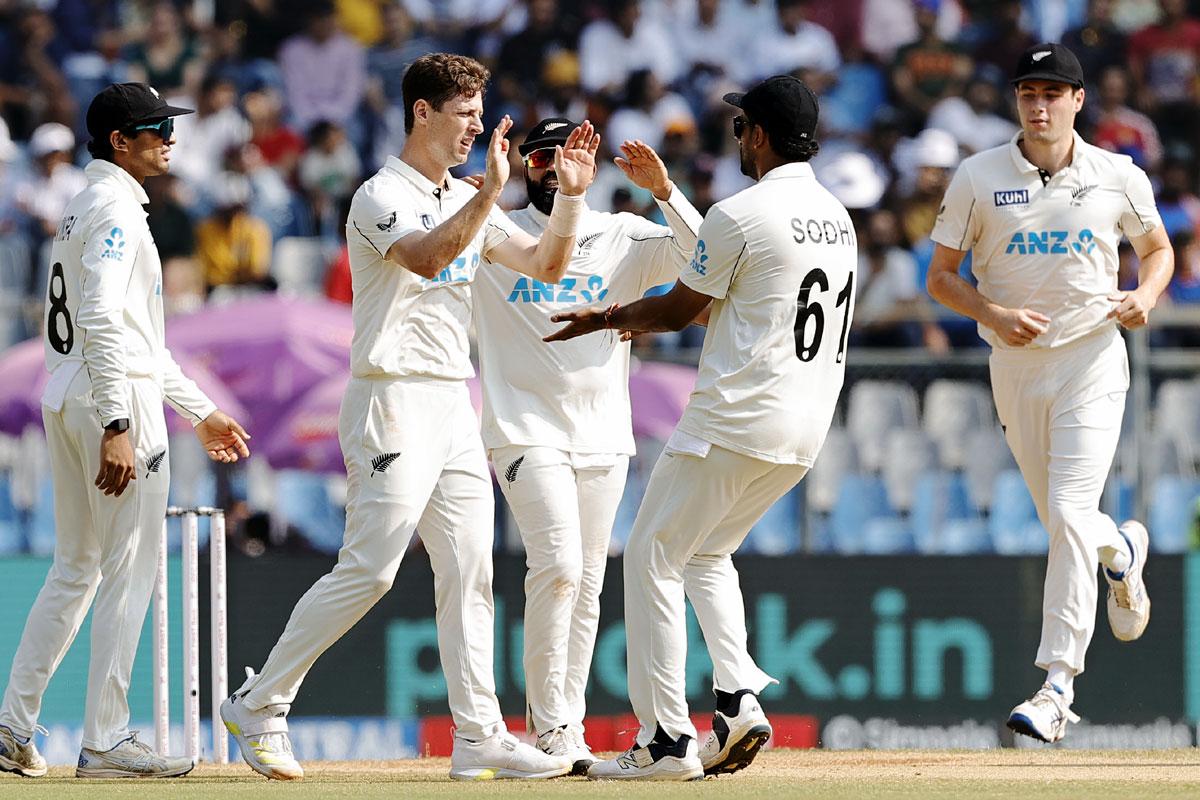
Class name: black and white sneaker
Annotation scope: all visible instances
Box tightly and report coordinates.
[699,691,772,776]
[587,726,703,781]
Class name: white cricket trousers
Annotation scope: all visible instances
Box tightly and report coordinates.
[990,328,1130,674]
[0,370,169,751]
[625,441,804,745]
[242,377,506,739]
[491,445,627,737]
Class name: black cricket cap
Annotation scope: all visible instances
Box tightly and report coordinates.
[518,118,577,156]
[723,75,819,153]
[1011,43,1084,89]
[86,82,194,143]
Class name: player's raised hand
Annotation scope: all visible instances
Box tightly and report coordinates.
[615,140,672,200]
[95,429,136,496]
[1106,290,1154,329]
[482,115,513,197]
[543,303,616,342]
[555,120,600,196]
[196,410,252,464]
[990,306,1050,347]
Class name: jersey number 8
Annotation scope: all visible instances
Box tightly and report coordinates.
[795,268,853,363]
[47,262,75,355]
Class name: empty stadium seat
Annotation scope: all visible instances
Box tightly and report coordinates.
[743,485,802,554]
[847,381,920,472]
[1154,379,1200,458]
[274,470,347,554]
[1142,429,1197,488]
[910,471,977,553]
[989,470,1047,554]
[923,380,995,469]
[830,474,893,554]
[1147,476,1200,554]
[807,427,857,514]
[963,427,1015,511]
[861,516,914,554]
[938,519,991,554]
[882,428,938,512]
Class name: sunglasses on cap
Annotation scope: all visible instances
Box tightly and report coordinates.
[524,147,556,170]
[732,115,751,140]
[127,118,175,140]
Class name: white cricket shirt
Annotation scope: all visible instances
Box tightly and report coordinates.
[345,155,520,380]
[931,131,1162,350]
[42,159,216,426]
[678,162,858,467]
[475,189,702,455]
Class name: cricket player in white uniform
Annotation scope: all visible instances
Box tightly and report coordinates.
[0,83,251,780]
[220,54,597,782]
[928,44,1172,744]
[548,76,857,780]
[473,119,702,773]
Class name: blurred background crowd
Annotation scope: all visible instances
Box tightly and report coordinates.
[1,0,1199,558]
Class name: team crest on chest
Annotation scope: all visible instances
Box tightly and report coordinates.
[420,213,435,230]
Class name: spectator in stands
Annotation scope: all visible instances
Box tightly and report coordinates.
[145,173,204,312]
[171,73,252,205]
[278,0,367,133]
[754,0,841,91]
[896,127,957,247]
[126,1,202,96]
[195,175,274,292]
[495,0,577,106]
[298,119,360,238]
[1061,0,1128,89]
[578,0,681,98]
[225,141,300,239]
[852,207,949,351]
[535,51,587,124]
[62,28,131,121]
[1166,230,1200,308]
[926,65,1018,155]
[0,8,76,137]
[674,0,743,86]
[1154,155,1200,242]
[243,88,305,181]
[607,70,696,152]
[862,0,963,64]
[889,0,973,127]
[15,123,86,242]
[971,0,1036,76]
[368,3,439,109]
[1128,0,1200,152]
[1090,65,1164,173]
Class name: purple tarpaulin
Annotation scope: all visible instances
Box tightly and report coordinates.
[0,338,246,435]
[628,360,698,441]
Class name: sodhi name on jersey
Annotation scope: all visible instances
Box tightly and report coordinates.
[1005,229,1097,256]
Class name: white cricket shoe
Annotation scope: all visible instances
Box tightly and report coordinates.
[1105,520,1151,642]
[1006,682,1080,743]
[536,725,597,775]
[220,668,303,781]
[699,692,772,776]
[587,730,703,781]
[450,731,573,780]
[0,723,47,777]
[75,732,193,778]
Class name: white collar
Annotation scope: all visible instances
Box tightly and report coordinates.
[759,161,815,182]
[84,159,150,205]
[384,155,452,196]
[1008,129,1084,176]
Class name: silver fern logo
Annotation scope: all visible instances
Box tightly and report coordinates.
[371,452,401,476]
[504,456,524,484]
[145,449,166,477]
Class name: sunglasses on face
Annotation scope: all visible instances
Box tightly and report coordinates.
[732,115,750,140]
[524,148,556,170]
[128,118,174,141]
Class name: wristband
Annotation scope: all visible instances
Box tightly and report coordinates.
[603,303,620,329]
[547,190,585,238]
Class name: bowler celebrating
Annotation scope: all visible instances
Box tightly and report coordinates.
[928,43,1172,743]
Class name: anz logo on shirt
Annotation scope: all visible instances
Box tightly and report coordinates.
[1004,228,1097,256]
[507,274,609,304]
[425,252,479,285]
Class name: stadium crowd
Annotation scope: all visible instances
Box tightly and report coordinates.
[2,0,1200,353]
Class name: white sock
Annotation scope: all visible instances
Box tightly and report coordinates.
[1100,536,1132,577]
[1046,661,1075,702]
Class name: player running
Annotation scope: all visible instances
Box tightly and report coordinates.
[473,120,702,773]
[219,54,597,782]
[546,75,857,780]
[0,83,250,780]
[927,43,1172,743]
